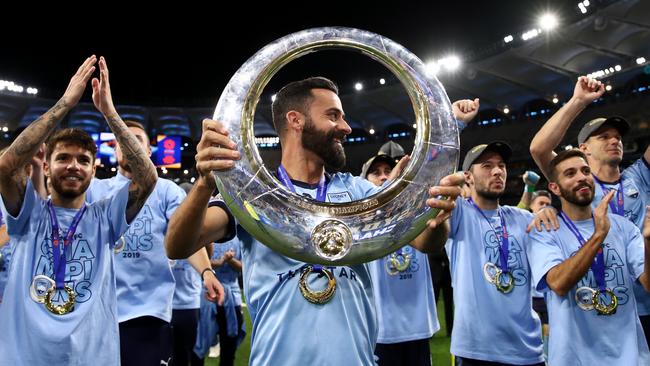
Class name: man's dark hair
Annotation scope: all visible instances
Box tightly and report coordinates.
[271,77,339,138]
[548,149,588,182]
[124,120,147,133]
[45,128,97,161]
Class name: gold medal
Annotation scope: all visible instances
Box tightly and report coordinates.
[299,265,336,304]
[483,262,498,284]
[592,288,618,315]
[113,236,125,254]
[494,270,514,294]
[389,251,411,273]
[44,285,76,315]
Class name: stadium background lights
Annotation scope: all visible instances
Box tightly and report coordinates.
[425,55,462,77]
[578,0,591,14]
[587,64,623,79]
[539,13,559,31]
[1,127,8,132]
[0,80,38,95]
[183,169,189,175]
[637,57,647,65]
[503,106,510,114]
[412,123,417,129]
[503,35,514,44]
[379,78,386,85]
[605,84,612,91]
[354,82,364,91]
[255,136,280,148]
[369,128,375,135]
[552,96,559,104]
[271,94,277,102]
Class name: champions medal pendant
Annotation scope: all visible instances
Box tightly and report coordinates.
[592,288,618,315]
[385,251,411,275]
[113,236,126,254]
[494,270,514,294]
[44,285,76,315]
[30,275,55,304]
[575,287,597,311]
[483,262,498,284]
[299,265,336,304]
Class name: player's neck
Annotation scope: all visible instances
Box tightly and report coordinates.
[51,191,86,209]
[471,191,499,210]
[281,144,325,185]
[560,201,593,221]
[590,159,620,183]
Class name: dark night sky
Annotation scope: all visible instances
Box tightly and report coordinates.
[1,1,580,107]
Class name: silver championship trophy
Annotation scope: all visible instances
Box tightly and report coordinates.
[212,27,459,265]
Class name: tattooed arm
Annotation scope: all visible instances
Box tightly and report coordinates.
[92,56,157,223]
[0,56,97,215]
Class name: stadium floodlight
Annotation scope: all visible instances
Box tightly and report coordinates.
[539,13,558,31]
[637,57,647,65]
[614,65,621,71]
[552,97,559,104]
[354,82,363,91]
[412,123,417,129]
[379,78,386,85]
[503,107,510,114]
[271,94,276,102]
[605,85,612,91]
[440,55,461,71]
[522,29,540,41]
[578,3,587,14]
[368,128,375,135]
[503,35,514,43]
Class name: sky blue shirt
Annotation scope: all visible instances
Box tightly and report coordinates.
[368,245,439,344]
[0,204,11,302]
[87,173,186,322]
[609,158,650,316]
[171,258,201,310]
[213,172,382,366]
[446,197,544,364]
[211,236,243,307]
[527,213,650,365]
[0,178,130,365]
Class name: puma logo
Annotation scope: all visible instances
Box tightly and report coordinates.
[160,357,172,365]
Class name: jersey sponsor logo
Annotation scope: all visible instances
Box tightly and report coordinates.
[276,264,359,283]
[327,191,353,203]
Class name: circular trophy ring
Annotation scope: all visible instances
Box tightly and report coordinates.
[592,288,618,315]
[495,271,515,294]
[483,262,498,284]
[44,286,76,315]
[389,252,411,273]
[212,27,459,265]
[30,275,55,304]
[575,286,597,311]
[298,265,337,304]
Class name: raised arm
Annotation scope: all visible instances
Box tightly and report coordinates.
[545,191,614,296]
[0,56,96,215]
[530,76,604,179]
[410,172,463,253]
[91,57,157,223]
[452,98,480,131]
[165,119,241,259]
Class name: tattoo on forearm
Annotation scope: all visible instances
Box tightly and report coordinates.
[10,98,69,157]
[106,114,157,210]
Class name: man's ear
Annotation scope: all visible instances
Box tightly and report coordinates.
[548,181,561,197]
[286,110,304,132]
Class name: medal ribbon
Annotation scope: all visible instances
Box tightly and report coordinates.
[277,165,327,202]
[47,201,87,289]
[468,198,510,273]
[593,176,624,216]
[559,211,606,292]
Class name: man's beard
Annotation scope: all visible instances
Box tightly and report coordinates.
[302,117,346,171]
[50,175,90,199]
[559,182,594,207]
[475,181,504,201]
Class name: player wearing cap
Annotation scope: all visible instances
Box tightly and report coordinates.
[530,75,650,348]
[445,141,544,366]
